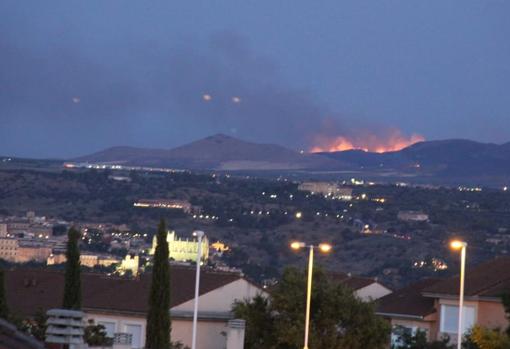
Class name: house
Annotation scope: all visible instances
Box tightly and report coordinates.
[333,272,392,301]
[376,279,442,346]
[5,267,265,349]
[377,257,510,346]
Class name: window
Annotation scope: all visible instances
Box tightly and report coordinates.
[391,325,415,347]
[391,325,429,348]
[98,321,116,338]
[125,324,142,349]
[440,304,475,334]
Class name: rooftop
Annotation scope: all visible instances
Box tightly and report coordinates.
[5,267,243,317]
[376,278,442,319]
[423,256,510,299]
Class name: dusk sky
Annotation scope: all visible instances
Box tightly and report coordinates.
[1,0,509,158]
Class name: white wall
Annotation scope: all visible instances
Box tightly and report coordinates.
[173,279,265,312]
[172,319,228,349]
[355,283,392,301]
[85,313,147,349]
[85,279,265,349]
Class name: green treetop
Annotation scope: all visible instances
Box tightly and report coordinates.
[234,267,390,349]
[146,219,171,349]
[63,227,82,310]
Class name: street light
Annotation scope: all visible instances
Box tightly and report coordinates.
[450,239,467,349]
[191,230,205,349]
[290,241,333,349]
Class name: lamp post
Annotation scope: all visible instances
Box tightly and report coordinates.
[290,241,332,349]
[450,240,467,349]
[191,230,205,349]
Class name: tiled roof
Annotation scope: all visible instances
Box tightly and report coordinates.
[5,267,242,317]
[377,278,442,318]
[423,256,510,298]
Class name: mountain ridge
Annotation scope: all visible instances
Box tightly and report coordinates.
[74,134,343,171]
[73,135,510,180]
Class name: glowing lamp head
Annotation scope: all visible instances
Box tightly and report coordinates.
[450,240,467,250]
[318,243,332,253]
[290,241,305,250]
[295,212,303,219]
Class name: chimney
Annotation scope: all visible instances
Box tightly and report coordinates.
[226,319,245,349]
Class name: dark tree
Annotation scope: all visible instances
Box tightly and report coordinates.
[0,267,9,319]
[84,320,111,346]
[234,267,390,349]
[394,327,453,349]
[63,227,82,309]
[501,293,510,337]
[146,219,171,349]
[232,295,275,349]
[28,309,48,341]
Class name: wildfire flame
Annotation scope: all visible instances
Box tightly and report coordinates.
[311,130,425,153]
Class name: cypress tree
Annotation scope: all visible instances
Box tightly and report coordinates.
[146,219,171,349]
[62,227,82,310]
[0,267,9,319]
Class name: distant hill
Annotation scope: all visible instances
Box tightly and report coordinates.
[319,139,510,177]
[75,134,343,171]
[74,136,510,183]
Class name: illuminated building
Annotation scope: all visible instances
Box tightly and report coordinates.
[0,224,7,237]
[211,241,230,253]
[150,231,209,262]
[298,182,353,200]
[133,199,198,214]
[0,238,52,263]
[397,211,429,222]
[117,254,140,276]
[47,253,120,268]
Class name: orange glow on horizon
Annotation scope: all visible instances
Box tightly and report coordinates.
[310,131,425,153]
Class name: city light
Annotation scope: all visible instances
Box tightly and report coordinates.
[449,239,467,349]
[450,240,467,250]
[318,243,332,253]
[290,241,305,250]
[295,212,302,219]
[290,241,333,349]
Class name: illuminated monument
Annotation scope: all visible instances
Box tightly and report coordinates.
[150,231,209,262]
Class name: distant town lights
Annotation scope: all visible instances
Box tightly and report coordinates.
[295,212,302,219]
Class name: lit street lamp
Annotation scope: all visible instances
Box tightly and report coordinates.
[191,230,205,349]
[290,241,332,349]
[450,240,467,349]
